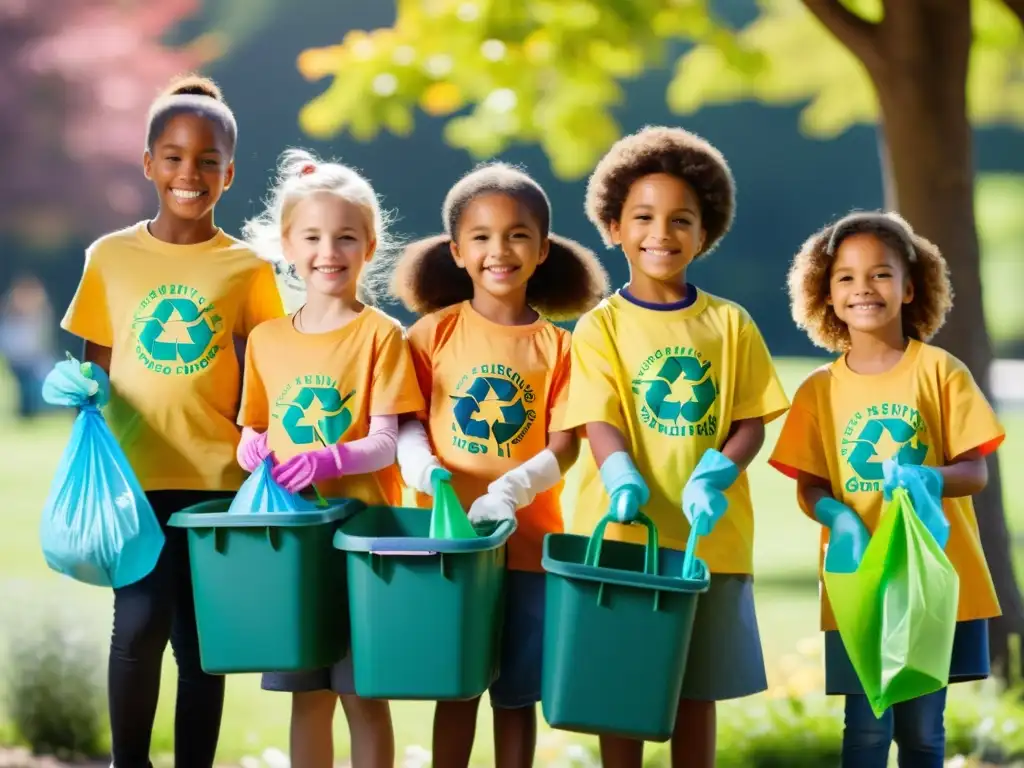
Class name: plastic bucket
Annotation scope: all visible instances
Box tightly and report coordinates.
[541,513,710,741]
[168,498,358,674]
[333,505,515,700]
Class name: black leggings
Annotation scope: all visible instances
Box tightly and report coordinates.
[109,490,231,768]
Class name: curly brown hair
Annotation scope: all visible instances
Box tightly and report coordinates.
[788,211,953,352]
[585,125,735,256]
[390,162,608,321]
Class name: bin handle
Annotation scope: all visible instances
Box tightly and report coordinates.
[681,523,702,581]
[584,511,659,575]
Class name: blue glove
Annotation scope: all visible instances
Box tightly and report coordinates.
[42,358,110,408]
[882,457,948,548]
[600,451,650,523]
[814,497,869,574]
[681,449,739,536]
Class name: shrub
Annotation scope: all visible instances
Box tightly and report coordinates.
[3,613,106,758]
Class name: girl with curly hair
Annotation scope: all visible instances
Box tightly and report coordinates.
[561,126,790,767]
[392,161,607,768]
[770,211,1004,766]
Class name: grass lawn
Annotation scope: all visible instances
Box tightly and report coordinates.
[0,359,1021,765]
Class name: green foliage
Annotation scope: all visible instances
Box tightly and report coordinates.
[670,0,1024,137]
[296,0,1024,179]
[976,173,1024,351]
[4,614,106,758]
[295,0,753,179]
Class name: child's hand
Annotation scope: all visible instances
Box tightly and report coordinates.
[681,449,739,536]
[467,492,516,523]
[272,445,343,494]
[814,497,869,573]
[42,358,110,408]
[237,428,271,472]
[882,457,949,548]
[610,486,643,523]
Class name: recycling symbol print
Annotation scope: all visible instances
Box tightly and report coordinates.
[632,350,718,436]
[135,298,217,363]
[280,387,355,446]
[844,415,929,486]
[451,375,534,458]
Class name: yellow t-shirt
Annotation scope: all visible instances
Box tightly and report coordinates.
[769,339,1005,630]
[562,291,789,573]
[61,222,284,492]
[238,308,425,506]
[407,301,572,573]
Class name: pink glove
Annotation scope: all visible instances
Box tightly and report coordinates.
[272,444,344,493]
[237,428,271,472]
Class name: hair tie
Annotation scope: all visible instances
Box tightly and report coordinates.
[299,163,316,177]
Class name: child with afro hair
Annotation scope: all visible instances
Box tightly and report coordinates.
[391,161,607,768]
[770,211,1004,764]
[561,126,790,767]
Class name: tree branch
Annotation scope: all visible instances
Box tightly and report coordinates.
[802,0,883,73]
[1002,0,1024,27]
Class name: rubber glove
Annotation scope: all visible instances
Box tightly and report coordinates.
[42,358,110,408]
[237,428,271,472]
[600,451,650,523]
[882,456,948,548]
[681,449,739,536]
[814,497,869,574]
[396,419,452,495]
[468,449,563,523]
[272,444,343,494]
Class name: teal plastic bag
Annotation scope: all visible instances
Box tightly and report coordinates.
[229,457,320,514]
[824,487,959,717]
[40,405,164,588]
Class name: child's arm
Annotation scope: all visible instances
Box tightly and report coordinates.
[585,421,650,523]
[273,415,399,493]
[83,340,111,374]
[719,417,766,472]
[396,415,451,494]
[936,447,988,498]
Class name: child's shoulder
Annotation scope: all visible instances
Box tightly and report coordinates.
[362,306,409,339]
[912,340,972,382]
[407,302,463,342]
[85,222,148,260]
[247,314,293,344]
[698,289,759,326]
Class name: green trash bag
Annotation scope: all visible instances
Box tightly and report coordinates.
[823,487,959,717]
[429,474,477,540]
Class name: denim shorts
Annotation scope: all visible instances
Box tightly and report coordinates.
[261,653,356,695]
[680,574,768,701]
[824,619,990,696]
[489,569,546,709]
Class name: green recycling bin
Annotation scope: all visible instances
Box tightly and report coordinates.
[168,498,358,674]
[333,505,515,700]
[541,513,710,742]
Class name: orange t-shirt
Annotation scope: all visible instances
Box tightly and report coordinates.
[238,308,425,505]
[407,301,572,572]
[61,222,284,491]
[769,340,1005,630]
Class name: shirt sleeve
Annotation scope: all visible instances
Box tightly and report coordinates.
[942,358,1005,460]
[547,331,572,433]
[768,380,830,481]
[732,315,790,424]
[235,262,285,337]
[406,318,435,420]
[561,312,626,433]
[61,244,113,347]
[369,324,428,417]
[237,332,269,429]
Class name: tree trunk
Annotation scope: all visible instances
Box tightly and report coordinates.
[869,0,1024,678]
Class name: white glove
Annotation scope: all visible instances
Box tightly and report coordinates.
[467,449,563,523]
[396,419,446,495]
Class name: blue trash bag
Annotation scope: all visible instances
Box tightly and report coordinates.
[228,457,321,514]
[40,405,165,588]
